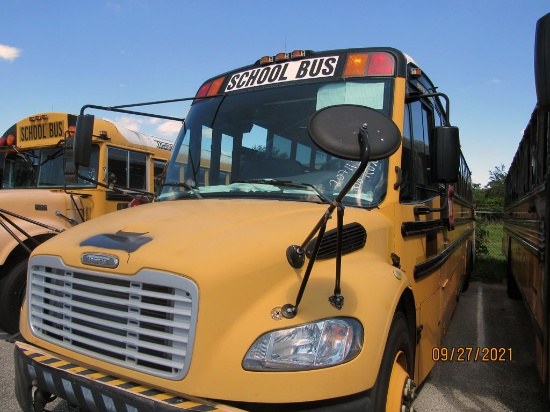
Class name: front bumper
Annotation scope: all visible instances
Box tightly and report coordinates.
[14,341,371,412]
[14,341,243,412]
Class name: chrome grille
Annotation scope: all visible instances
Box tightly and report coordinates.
[28,256,198,380]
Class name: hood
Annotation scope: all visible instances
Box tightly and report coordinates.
[35,199,328,275]
[33,198,390,278]
[0,189,81,224]
[0,189,85,264]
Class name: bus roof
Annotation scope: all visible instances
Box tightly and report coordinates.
[195,47,412,96]
[103,119,175,153]
[1,112,175,154]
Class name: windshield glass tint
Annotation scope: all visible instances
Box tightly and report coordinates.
[160,79,393,207]
[1,146,99,189]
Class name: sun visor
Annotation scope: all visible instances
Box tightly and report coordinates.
[316,82,385,111]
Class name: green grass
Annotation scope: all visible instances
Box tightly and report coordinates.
[472,222,506,284]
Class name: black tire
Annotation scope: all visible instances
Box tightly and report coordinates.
[369,312,414,412]
[0,259,28,335]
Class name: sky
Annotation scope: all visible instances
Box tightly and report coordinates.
[1,0,548,186]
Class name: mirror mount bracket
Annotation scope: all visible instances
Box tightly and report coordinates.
[406,91,451,125]
[283,124,371,318]
[413,186,448,216]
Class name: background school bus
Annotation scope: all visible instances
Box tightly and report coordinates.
[0,112,172,334]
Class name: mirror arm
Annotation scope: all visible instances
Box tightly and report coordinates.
[405,92,451,125]
[284,125,371,318]
[287,125,371,268]
[328,204,345,310]
[69,167,155,200]
[413,186,448,216]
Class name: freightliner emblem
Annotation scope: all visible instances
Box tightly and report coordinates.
[81,253,119,269]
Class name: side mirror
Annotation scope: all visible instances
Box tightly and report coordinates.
[308,104,401,161]
[73,114,94,167]
[431,126,460,183]
[535,13,550,110]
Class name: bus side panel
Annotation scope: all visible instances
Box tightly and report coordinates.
[416,288,440,383]
[504,106,549,388]
[440,245,462,335]
[510,235,546,383]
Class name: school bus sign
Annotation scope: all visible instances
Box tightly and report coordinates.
[17,114,68,147]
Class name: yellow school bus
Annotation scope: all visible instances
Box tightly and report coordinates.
[0,112,173,334]
[15,49,474,412]
[503,12,550,397]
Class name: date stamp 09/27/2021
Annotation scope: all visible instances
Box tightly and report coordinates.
[432,347,513,362]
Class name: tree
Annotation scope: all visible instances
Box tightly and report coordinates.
[473,164,507,257]
[485,164,507,200]
[474,164,507,212]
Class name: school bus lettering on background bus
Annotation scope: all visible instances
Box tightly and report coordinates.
[19,120,65,141]
[155,140,174,151]
[0,111,172,337]
[225,56,339,91]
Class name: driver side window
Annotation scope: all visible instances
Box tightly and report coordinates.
[400,100,438,203]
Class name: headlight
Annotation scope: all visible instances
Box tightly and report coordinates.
[243,317,363,371]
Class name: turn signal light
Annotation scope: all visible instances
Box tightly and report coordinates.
[195,76,225,99]
[344,52,395,77]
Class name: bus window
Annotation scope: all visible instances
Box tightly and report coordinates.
[242,125,268,154]
[3,151,38,188]
[75,147,99,187]
[108,148,128,187]
[400,101,438,203]
[219,134,233,185]
[108,148,149,191]
[154,159,166,195]
[38,147,66,186]
[296,143,312,171]
[273,135,292,160]
[129,151,147,190]
[411,101,432,200]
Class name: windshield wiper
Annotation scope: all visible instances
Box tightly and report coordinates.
[161,182,203,199]
[234,179,331,204]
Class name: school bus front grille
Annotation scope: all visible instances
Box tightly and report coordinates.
[27,256,198,381]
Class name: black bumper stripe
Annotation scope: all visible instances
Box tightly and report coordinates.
[15,342,241,412]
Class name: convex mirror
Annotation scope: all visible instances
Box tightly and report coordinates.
[307,104,401,161]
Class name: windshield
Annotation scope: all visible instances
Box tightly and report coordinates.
[159,79,393,207]
[1,146,99,189]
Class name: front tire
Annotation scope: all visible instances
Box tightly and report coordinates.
[369,312,416,411]
[0,259,28,335]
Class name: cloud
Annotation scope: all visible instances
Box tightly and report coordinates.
[489,78,501,84]
[112,116,144,132]
[156,121,182,137]
[0,44,22,62]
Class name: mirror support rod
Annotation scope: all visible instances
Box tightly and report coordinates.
[413,186,448,216]
[80,103,185,122]
[286,125,371,269]
[79,94,227,121]
[405,92,451,125]
[283,125,371,318]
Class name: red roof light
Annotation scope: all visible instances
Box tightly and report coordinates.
[367,53,394,75]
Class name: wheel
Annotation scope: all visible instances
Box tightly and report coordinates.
[0,259,28,335]
[369,312,416,412]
